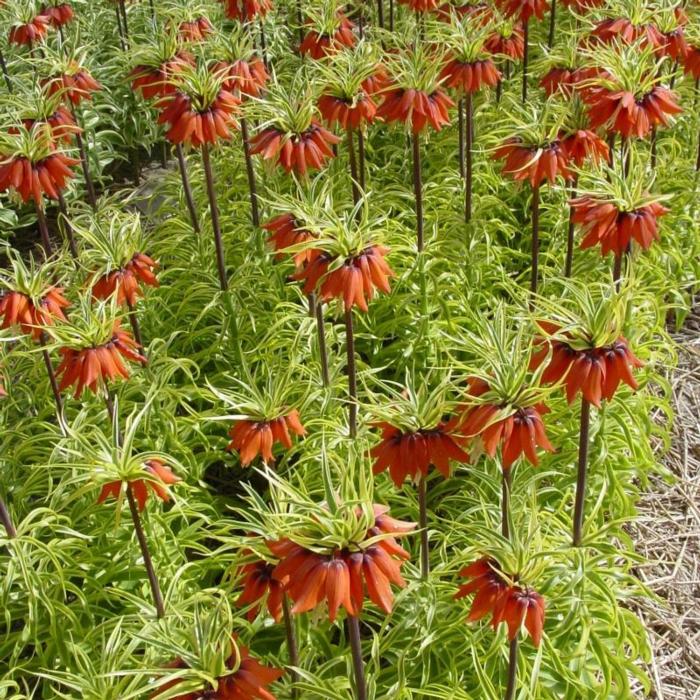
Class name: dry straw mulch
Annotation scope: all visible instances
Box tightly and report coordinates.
[632,308,700,699]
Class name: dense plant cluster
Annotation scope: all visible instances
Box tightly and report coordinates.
[0,0,698,698]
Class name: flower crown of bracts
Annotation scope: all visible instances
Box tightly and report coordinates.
[0,251,64,306]
[363,370,465,435]
[488,97,568,152]
[303,0,354,38]
[380,40,450,95]
[0,122,62,163]
[583,0,661,40]
[211,22,262,66]
[577,39,670,98]
[431,10,497,63]
[313,40,383,101]
[9,0,45,24]
[71,206,151,275]
[158,62,235,115]
[129,30,193,74]
[531,281,633,352]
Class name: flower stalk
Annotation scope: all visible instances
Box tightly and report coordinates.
[564,176,578,277]
[240,117,260,228]
[70,104,97,209]
[0,494,17,539]
[345,308,358,437]
[126,483,166,618]
[522,19,529,103]
[315,299,331,387]
[0,48,12,93]
[504,637,519,700]
[572,398,591,546]
[412,132,424,252]
[175,144,201,234]
[282,594,300,698]
[501,466,512,540]
[548,0,557,48]
[529,183,540,302]
[347,126,361,206]
[465,92,473,222]
[418,475,429,579]
[57,191,78,259]
[458,97,465,180]
[201,144,228,292]
[347,615,368,700]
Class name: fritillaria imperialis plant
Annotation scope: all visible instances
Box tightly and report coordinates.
[250,76,340,176]
[300,3,357,59]
[8,2,50,48]
[291,202,395,436]
[369,373,468,578]
[316,43,382,203]
[75,207,158,352]
[0,123,79,256]
[377,44,454,251]
[531,283,644,546]
[492,101,569,298]
[439,18,501,220]
[157,63,240,292]
[213,26,269,227]
[569,152,670,282]
[455,556,545,700]
[239,459,415,700]
[0,253,69,421]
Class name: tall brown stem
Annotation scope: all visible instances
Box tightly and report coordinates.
[412,132,424,252]
[35,203,53,258]
[0,48,12,93]
[458,96,465,180]
[345,308,357,438]
[39,333,64,426]
[57,191,78,259]
[465,92,473,222]
[696,125,700,172]
[175,144,201,234]
[315,298,330,387]
[501,467,512,539]
[357,129,366,191]
[126,299,144,356]
[71,111,97,209]
[126,484,166,618]
[389,0,394,31]
[564,176,578,277]
[201,144,228,292]
[377,0,385,28]
[522,19,529,103]
[504,638,519,700]
[114,4,126,51]
[573,398,591,547]
[240,117,260,227]
[529,183,540,302]
[418,475,429,579]
[347,126,361,205]
[0,495,16,539]
[347,616,367,700]
[282,595,300,698]
[119,0,130,49]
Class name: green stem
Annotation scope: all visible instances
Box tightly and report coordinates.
[412,132,423,252]
[175,144,201,235]
[0,494,17,539]
[240,117,260,228]
[201,144,228,292]
[345,308,358,438]
[572,398,591,547]
[418,475,429,579]
[282,595,300,698]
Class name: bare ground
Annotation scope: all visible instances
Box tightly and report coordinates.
[631,308,700,699]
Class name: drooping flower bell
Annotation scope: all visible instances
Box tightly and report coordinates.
[155,642,282,700]
[156,66,240,147]
[221,0,273,21]
[496,0,549,23]
[371,421,469,486]
[9,13,50,46]
[98,459,181,511]
[236,555,285,622]
[130,41,195,100]
[560,129,609,167]
[270,505,415,621]
[0,125,79,203]
[377,86,454,135]
[299,10,356,59]
[452,378,554,469]
[485,21,525,61]
[590,17,663,50]
[178,16,214,42]
[455,557,545,646]
[0,256,69,340]
[493,137,569,187]
[570,195,668,257]
[293,245,394,312]
[44,62,101,105]
[40,2,75,28]
[249,80,341,175]
[212,50,269,100]
[55,312,146,398]
[227,410,306,466]
[531,320,644,407]
[92,253,159,307]
[683,42,700,80]
[20,102,79,144]
[262,213,317,269]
